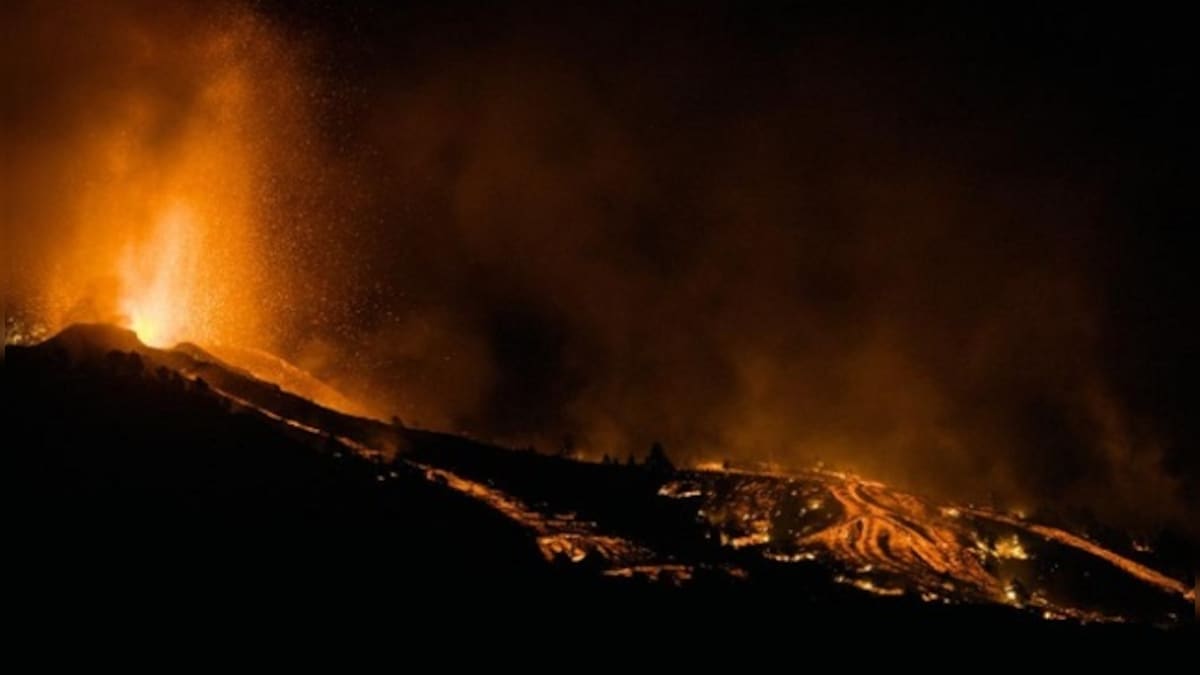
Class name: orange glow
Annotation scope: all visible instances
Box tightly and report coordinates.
[119,206,199,347]
[680,465,1192,621]
[3,6,384,419]
[12,9,306,357]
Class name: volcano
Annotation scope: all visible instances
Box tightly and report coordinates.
[7,324,1194,634]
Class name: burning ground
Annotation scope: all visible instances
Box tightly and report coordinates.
[8,324,1193,631]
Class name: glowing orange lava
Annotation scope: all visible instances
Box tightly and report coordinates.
[10,9,311,358]
[119,206,200,347]
[673,465,1193,622]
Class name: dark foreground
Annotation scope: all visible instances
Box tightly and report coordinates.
[7,325,1194,639]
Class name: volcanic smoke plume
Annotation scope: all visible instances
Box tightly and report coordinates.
[3,2,1194,536]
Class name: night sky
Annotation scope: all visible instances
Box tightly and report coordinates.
[5,2,1195,533]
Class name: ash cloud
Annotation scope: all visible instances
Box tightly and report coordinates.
[306,5,1194,533]
[6,2,1194,534]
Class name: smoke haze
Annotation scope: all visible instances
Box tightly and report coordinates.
[4,2,1194,534]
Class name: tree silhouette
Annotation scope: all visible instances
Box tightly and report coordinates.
[645,441,674,474]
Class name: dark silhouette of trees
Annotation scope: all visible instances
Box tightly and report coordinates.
[646,441,674,474]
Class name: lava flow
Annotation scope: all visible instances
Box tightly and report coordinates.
[11,321,1193,625]
[664,466,1194,623]
[167,326,1195,622]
